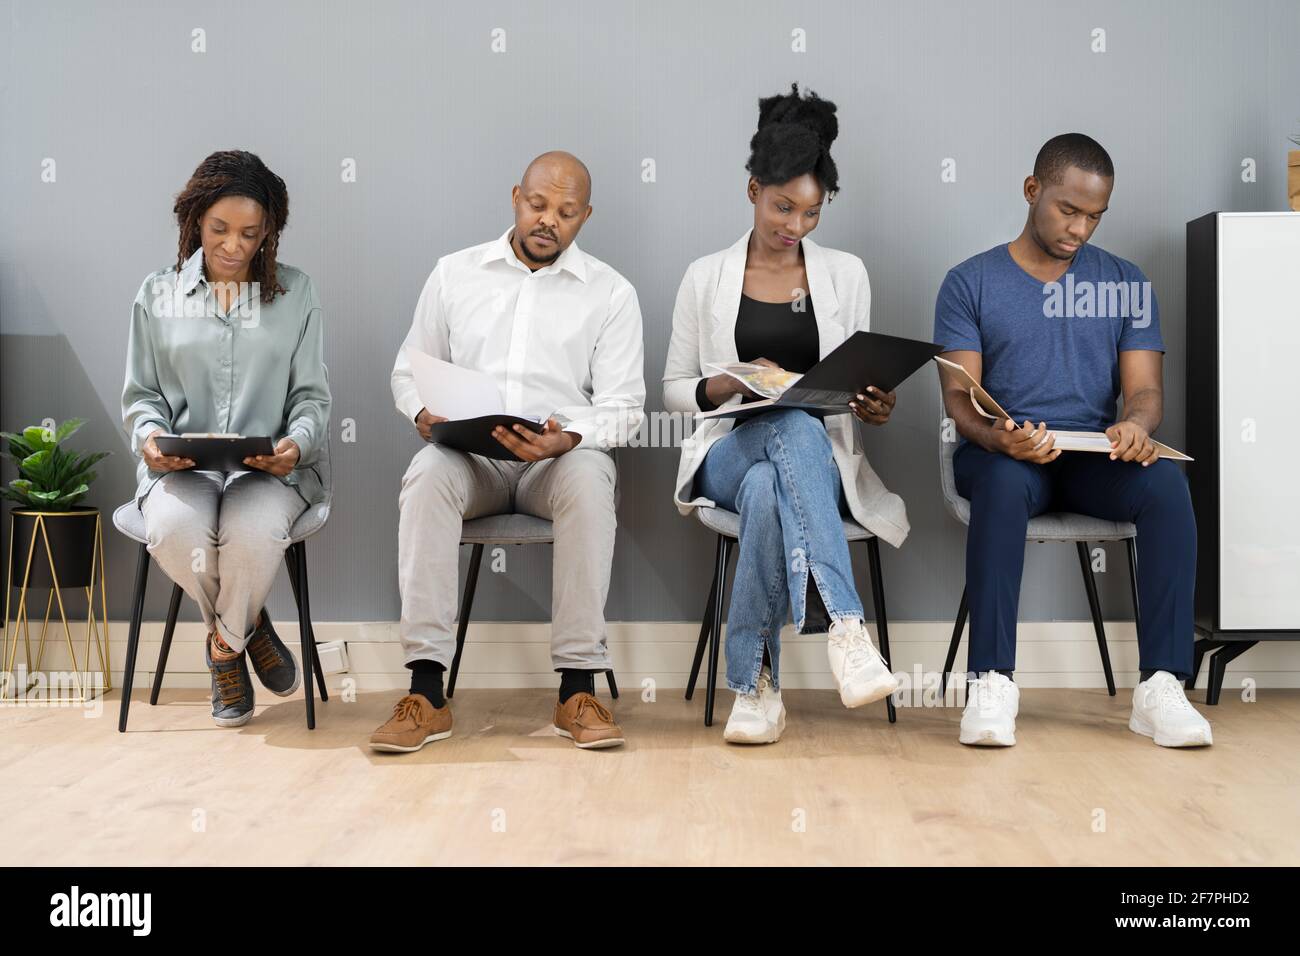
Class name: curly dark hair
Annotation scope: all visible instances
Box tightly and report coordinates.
[746,83,840,199]
[173,150,289,303]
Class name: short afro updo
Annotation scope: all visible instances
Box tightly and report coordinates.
[746,82,840,200]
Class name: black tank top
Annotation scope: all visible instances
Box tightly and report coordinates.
[696,294,819,410]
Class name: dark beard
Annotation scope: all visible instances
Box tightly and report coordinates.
[515,230,561,265]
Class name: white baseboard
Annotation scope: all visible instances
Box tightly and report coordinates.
[6,619,1297,693]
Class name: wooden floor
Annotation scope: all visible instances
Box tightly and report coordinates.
[2,686,1296,866]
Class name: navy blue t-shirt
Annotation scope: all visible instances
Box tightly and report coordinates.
[933,242,1164,431]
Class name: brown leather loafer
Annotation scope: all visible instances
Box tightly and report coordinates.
[553,692,625,749]
[369,693,453,753]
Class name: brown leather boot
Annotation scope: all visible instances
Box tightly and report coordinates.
[553,692,625,749]
[369,693,453,753]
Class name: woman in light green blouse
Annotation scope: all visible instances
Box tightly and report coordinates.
[121,150,330,728]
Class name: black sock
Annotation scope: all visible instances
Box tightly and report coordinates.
[408,659,446,707]
[1140,669,1157,682]
[761,645,772,671]
[979,669,1014,681]
[558,668,595,703]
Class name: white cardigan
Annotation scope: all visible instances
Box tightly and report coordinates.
[661,227,910,548]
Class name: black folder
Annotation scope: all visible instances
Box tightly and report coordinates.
[154,435,276,471]
[698,330,943,420]
[426,415,546,461]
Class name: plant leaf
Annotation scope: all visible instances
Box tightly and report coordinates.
[54,418,86,443]
[21,449,51,478]
[22,426,54,450]
[52,483,90,506]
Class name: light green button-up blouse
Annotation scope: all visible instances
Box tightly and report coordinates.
[121,247,331,507]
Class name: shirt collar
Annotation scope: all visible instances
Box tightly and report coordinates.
[178,246,208,296]
[481,227,588,282]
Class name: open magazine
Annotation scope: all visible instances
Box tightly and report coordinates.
[705,362,804,400]
[933,356,1192,461]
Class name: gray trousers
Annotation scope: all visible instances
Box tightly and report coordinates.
[141,470,307,651]
[397,444,619,671]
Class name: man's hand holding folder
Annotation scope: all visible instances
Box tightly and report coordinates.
[406,347,573,461]
[933,355,1191,463]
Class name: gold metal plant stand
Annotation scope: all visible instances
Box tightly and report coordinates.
[2,509,111,703]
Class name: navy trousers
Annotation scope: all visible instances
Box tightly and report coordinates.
[953,442,1196,679]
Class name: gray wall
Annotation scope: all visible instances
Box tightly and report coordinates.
[3,0,1298,626]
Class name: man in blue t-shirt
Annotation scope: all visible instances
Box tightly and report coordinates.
[933,133,1211,750]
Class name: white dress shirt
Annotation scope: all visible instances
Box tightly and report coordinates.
[392,227,645,451]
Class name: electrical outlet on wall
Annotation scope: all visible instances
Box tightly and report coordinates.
[314,641,350,675]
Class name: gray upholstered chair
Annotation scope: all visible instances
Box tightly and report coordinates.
[447,513,618,699]
[938,389,1139,695]
[114,430,333,731]
[685,505,896,728]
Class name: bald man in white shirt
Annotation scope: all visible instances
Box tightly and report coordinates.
[371,152,646,753]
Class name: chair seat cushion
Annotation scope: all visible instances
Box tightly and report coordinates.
[112,502,147,544]
[461,513,555,545]
[946,496,1134,541]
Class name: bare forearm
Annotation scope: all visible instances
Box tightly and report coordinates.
[1121,387,1162,435]
[944,389,1000,451]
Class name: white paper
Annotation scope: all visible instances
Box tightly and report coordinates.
[405,346,507,421]
[1051,431,1119,453]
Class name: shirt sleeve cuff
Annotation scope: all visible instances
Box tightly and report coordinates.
[132,420,170,455]
[694,377,718,412]
[397,393,424,425]
[561,417,601,450]
[286,426,315,465]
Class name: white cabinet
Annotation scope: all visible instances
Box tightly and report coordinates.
[1187,212,1300,633]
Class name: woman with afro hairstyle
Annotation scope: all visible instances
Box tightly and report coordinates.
[663,84,908,743]
[121,149,331,728]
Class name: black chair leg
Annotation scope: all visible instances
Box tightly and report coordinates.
[285,549,328,703]
[865,537,897,724]
[149,583,183,706]
[1125,536,1141,641]
[1206,640,1256,705]
[118,543,150,732]
[685,557,720,701]
[447,543,485,699]
[1076,541,1117,697]
[605,669,619,699]
[704,535,731,727]
[288,542,317,729]
[940,587,968,696]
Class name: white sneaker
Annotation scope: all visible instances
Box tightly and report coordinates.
[959,671,1019,746]
[826,618,899,708]
[1130,671,1213,747]
[723,666,786,744]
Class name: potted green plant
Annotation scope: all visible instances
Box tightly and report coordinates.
[1,419,110,589]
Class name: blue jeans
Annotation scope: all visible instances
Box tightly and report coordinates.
[695,408,864,694]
